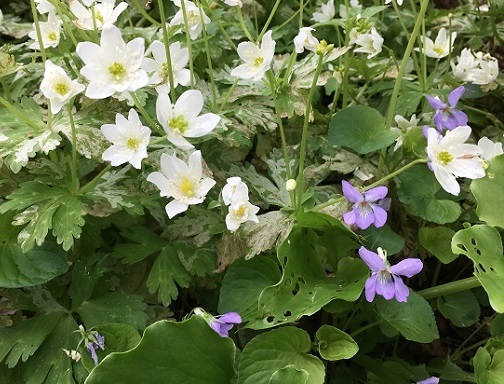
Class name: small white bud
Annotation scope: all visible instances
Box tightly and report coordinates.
[286,179,297,191]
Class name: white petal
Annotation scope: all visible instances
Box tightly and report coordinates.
[165,200,188,218]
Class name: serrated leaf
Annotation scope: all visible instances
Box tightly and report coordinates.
[452,225,504,313]
[328,105,398,154]
[84,316,236,384]
[237,326,325,384]
[375,291,439,343]
[76,292,148,330]
[397,165,461,224]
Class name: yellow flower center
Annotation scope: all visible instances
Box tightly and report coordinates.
[433,46,444,56]
[437,150,454,165]
[108,62,126,81]
[180,177,195,197]
[168,115,189,134]
[126,138,139,150]
[253,57,264,68]
[54,83,69,96]
[94,11,104,24]
[233,203,247,219]
[48,32,57,41]
[188,11,198,27]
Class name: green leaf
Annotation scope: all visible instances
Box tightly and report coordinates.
[472,154,504,227]
[146,245,192,307]
[328,105,398,154]
[315,325,358,361]
[237,327,325,384]
[491,314,504,337]
[474,344,504,384]
[246,226,368,329]
[452,225,504,313]
[112,226,167,264]
[76,292,148,330]
[0,241,68,288]
[218,256,282,321]
[419,226,458,264]
[268,366,309,384]
[437,291,481,327]
[84,316,236,384]
[375,291,439,343]
[397,165,461,224]
[360,225,405,256]
[428,358,476,382]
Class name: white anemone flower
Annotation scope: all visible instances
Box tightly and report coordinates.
[69,0,128,30]
[230,30,276,81]
[101,109,151,169]
[28,11,61,50]
[426,126,485,196]
[223,0,242,6]
[222,177,248,206]
[156,90,220,150]
[477,137,503,162]
[420,28,456,59]
[147,151,216,218]
[294,27,319,53]
[40,60,85,114]
[76,25,148,99]
[226,200,260,231]
[170,0,211,40]
[312,0,335,23]
[451,48,480,82]
[391,114,418,152]
[354,27,383,59]
[466,53,499,86]
[385,0,404,6]
[35,0,56,14]
[141,40,191,94]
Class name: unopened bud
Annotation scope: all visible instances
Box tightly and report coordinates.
[316,40,334,55]
[286,179,297,191]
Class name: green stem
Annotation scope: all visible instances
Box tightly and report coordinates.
[66,104,79,194]
[385,0,430,130]
[79,164,112,195]
[30,0,46,61]
[179,0,195,88]
[451,314,495,360]
[350,320,382,337]
[237,7,254,41]
[296,53,324,210]
[130,92,163,135]
[299,0,304,28]
[0,78,12,103]
[418,276,481,300]
[257,0,282,42]
[157,0,177,101]
[198,1,217,112]
[218,78,238,113]
[130,0,160,25]
[0,95,43,129]
[201,0,236,50]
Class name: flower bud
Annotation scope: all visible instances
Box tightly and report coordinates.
[286,179,297,191]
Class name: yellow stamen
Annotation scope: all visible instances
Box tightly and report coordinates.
[437,150,454,165]
[180,177,195,197]
[54,83,69,96]
[253,57,264,68]
[48,32,57,41]
[126,138,139,150]
[108,62,126,81]
[168,115,189,134]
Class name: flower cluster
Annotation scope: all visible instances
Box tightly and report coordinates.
[74,325,106,365]
[222,177,260,231]
[451,48,499,88]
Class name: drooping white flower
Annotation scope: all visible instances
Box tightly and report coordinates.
[222,177,248,205]
[40,60,85,114]
[223,0,242,7]
[28,11,61,50]
[226,200,259,231]
[76,25,148,99]
[354,27,383,59]
[147,151,216,218]
[141,40,191,94]
[426,126,485,195]
[478,137,503,162]
[170,0,211,40]
[156,90,220,150]
[35,0,56,14]
[312,0,335,23]
[69,0,128,30]
[230,30,276,81]
[391,114,418,151]
[101,109,151,169]
[420,28,456,59]
[294,27,319,54]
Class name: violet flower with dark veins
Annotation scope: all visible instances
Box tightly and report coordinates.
[342,180,388,230]
[425,85,468,131]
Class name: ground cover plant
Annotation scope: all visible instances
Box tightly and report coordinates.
[0,0,504,382]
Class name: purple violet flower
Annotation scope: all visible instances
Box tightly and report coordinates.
[359,246,423,302]
[85,332,105,365]
[416,377,439,384]
[209,312,242,337]
[425,85,468,131]
[342,180,388,230]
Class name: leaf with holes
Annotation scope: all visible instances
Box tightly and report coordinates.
[452,225,504,313]
[246,226,368,330]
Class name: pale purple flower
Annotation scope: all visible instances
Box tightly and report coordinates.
[425,86,468,131]
[85,332,105,365]
[342,180,388,230]
[209,312,242,337]
[416,377,439,384]
[359,246,423,302]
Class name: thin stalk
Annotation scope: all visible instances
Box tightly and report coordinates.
[198,1,217,112]
[296,53,324,210]
[418,276,481,300]
[218,78,238,113]
[451,315,495,360]
[237,7,254,41]
[79,165,112,195]
[157,0,177,101]
[0,78,12,103]
[66,104,79,194]
[129,92,164,135]
[257,0,282,42]
[130,0,160,25]
[179,0,195,88]
[385,0,430,130]
[350,321,382,337]
[201,0,236,50]
[299,0,304,28]
[0,95,43,129]
[30,0,47,62]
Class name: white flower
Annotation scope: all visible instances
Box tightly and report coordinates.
[101,109,151,169]
[40,60,85,114]
[28,11,61,50]
[230,30,276,81]
[426,126,485,195]
[226,200,259,231]
[312,0,335,23]
[141,40,191,94]
[451,48,480,81]
[339,0,362,20]
[69,0,128,30]
[385,0,403,6]
[63,349,82,362]
[222,177,248,205]
[391,114,418,151]
[170,0,211,40]
[420,28,456,59]
[76,25,148,99]
[156,90,220,150]
[147,151,216,218]
[223,0,242,6]
[354,27,383,59]
[286,179,297,191]
[35,0,56,14]
[294,27,319,53]
[478,137,503,162]
[466,53,499,85]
